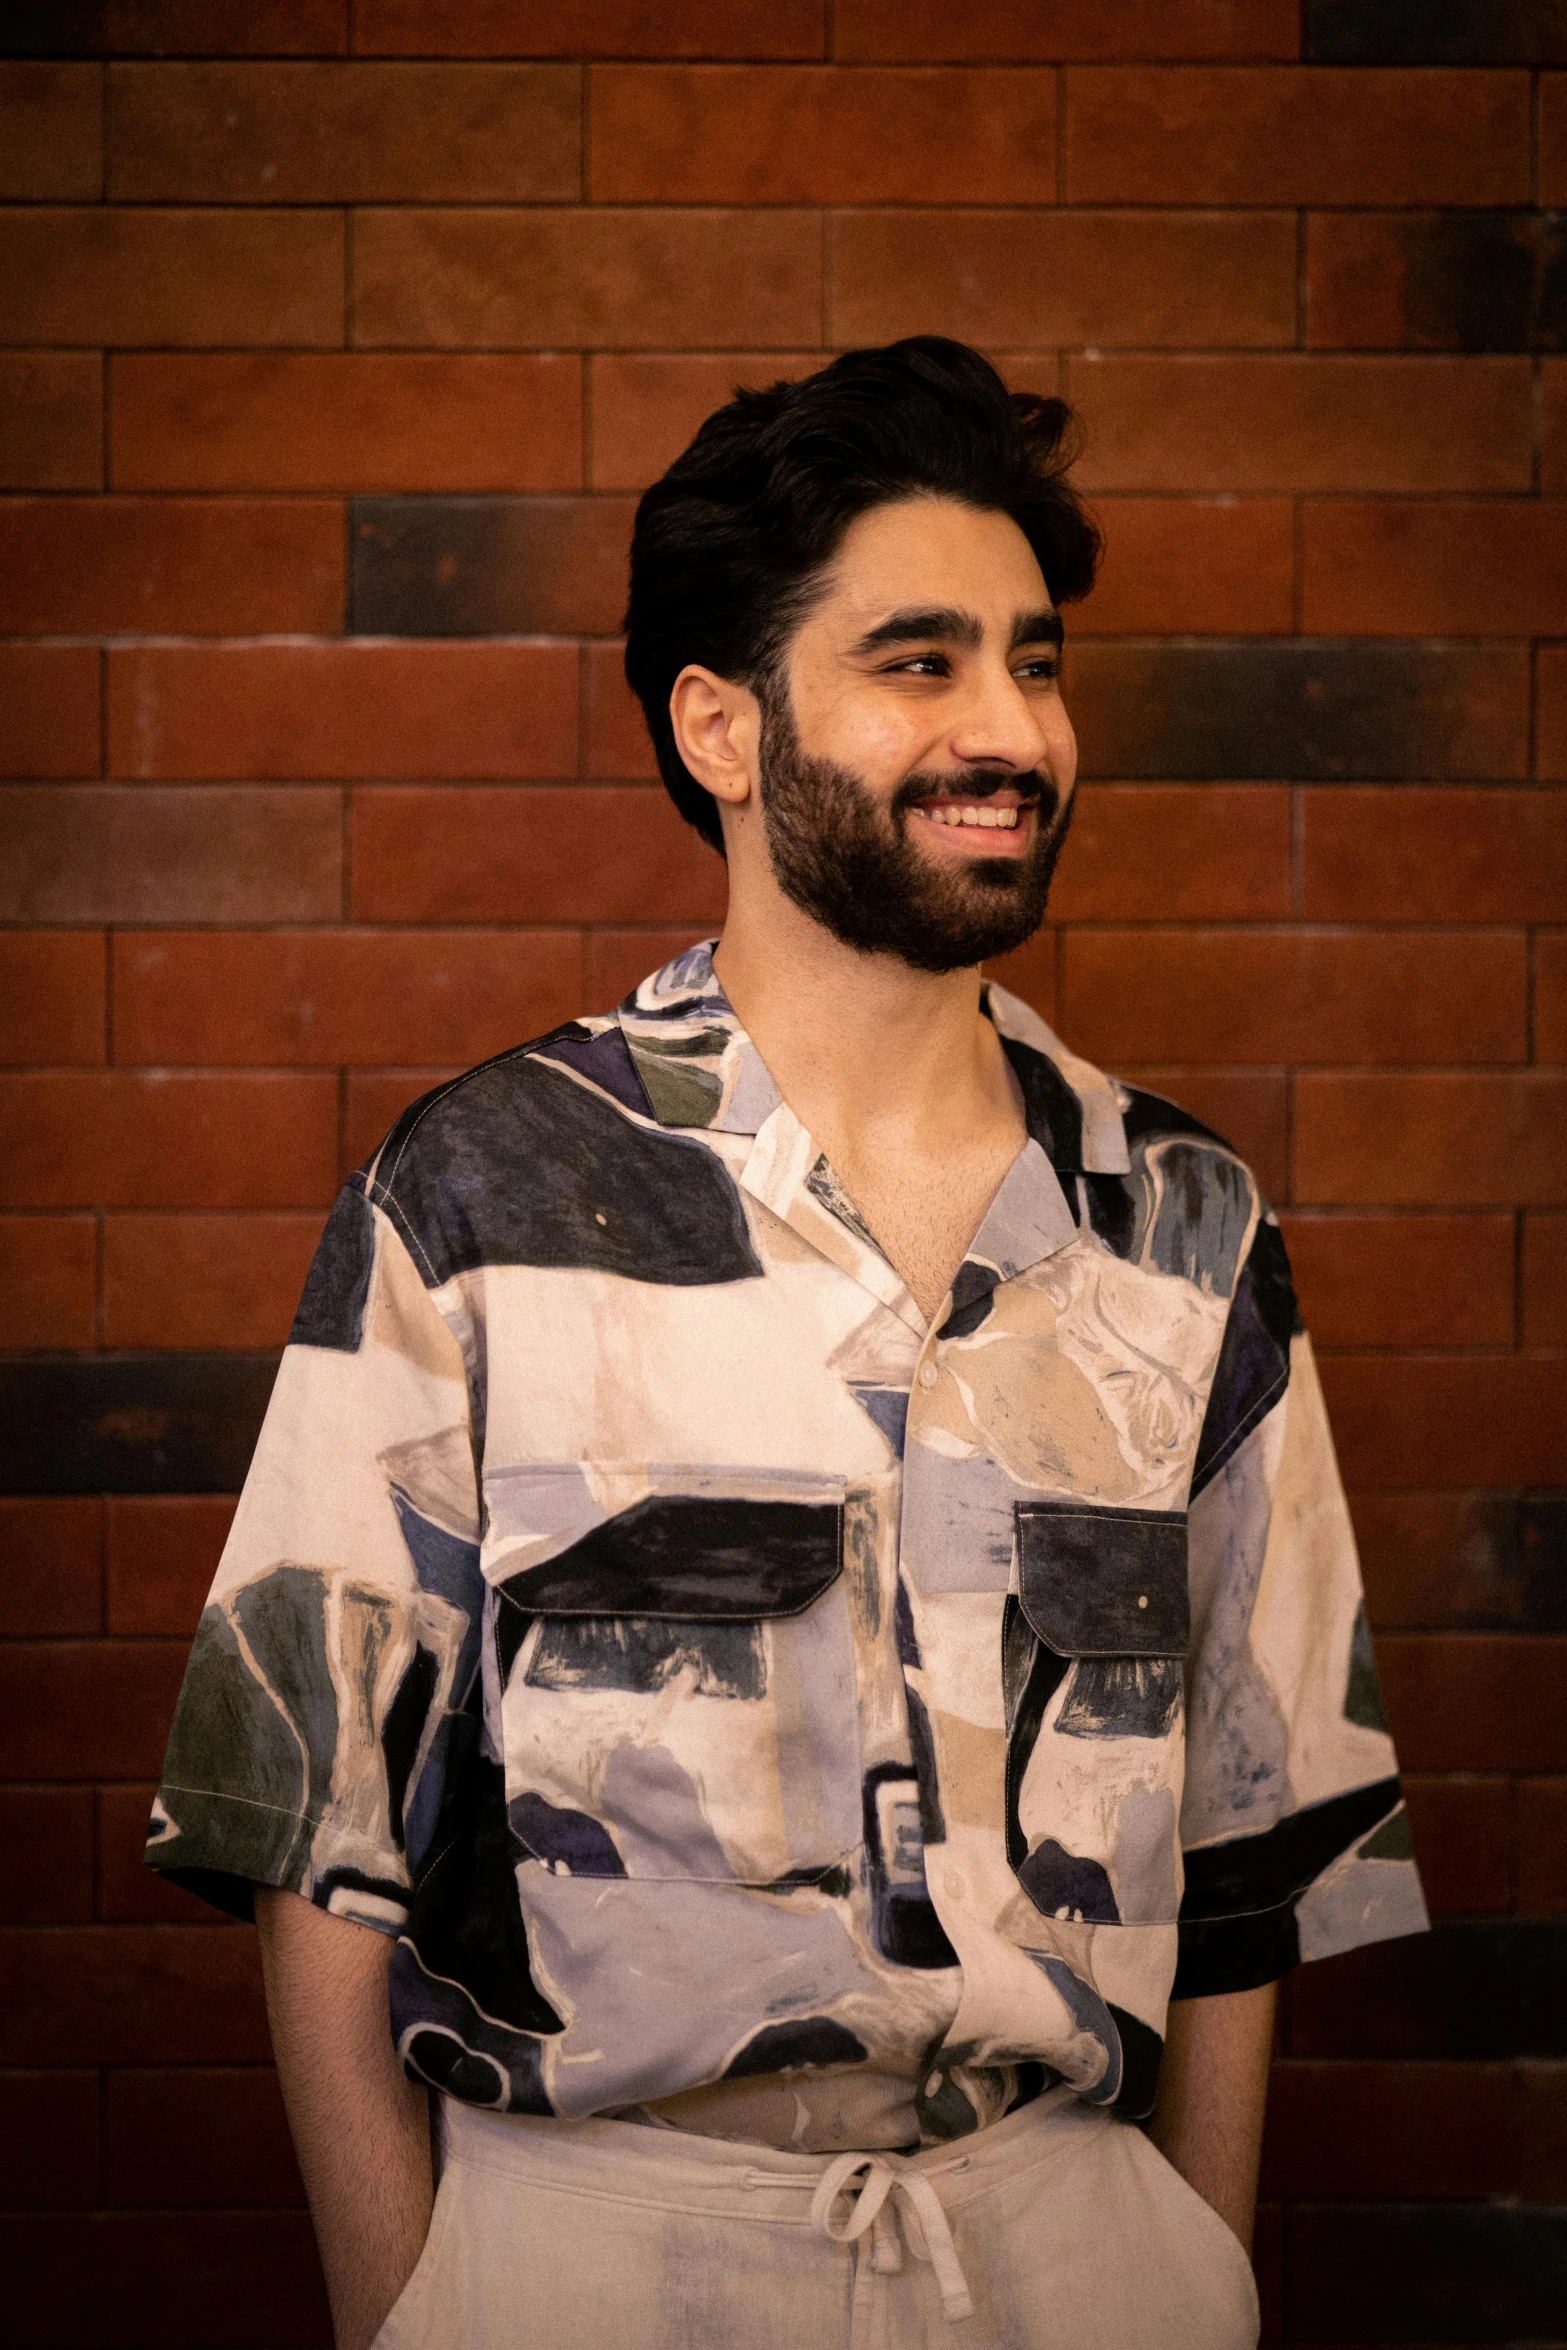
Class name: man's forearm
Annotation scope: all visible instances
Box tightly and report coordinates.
[255,1886,434,2350]
[1147,1981,1277,2253]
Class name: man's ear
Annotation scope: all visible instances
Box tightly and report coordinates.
[669,666,761,814]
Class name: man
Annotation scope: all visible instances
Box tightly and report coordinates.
[148,339,1427,2349]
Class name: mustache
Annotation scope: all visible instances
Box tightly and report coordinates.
[892,769,1060,823]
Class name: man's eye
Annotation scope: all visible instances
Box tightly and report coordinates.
[1015,658,1061,681]
[885,653,949,676]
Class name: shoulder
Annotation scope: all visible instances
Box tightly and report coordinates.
[358,1018,759,1294]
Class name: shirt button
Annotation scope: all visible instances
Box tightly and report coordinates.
[919,1363,938,1390]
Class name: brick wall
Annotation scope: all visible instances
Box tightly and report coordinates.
[1,3,1564,2341]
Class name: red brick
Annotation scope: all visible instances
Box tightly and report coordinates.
[0,1644,187,1781]
[111,351,582,492]
[1111,1067,1288,1200]
[341,1069,459,1175]
[0,1792,95,1926]
[1520,2062,1567,2202]
[0,1216,98,1351]
[107,1497,235,1639]
[585,928,718,1012]
[0,352,102,490]
[589,352,820,490]
[43,1,349,52]
[1048,785,1291,920]
[1058,929,1526,1067]
[1303,500,1567,636]
[354,0,826,56]
[0,1073,339,1210]
[0,1500,102,1638]
[102,1213,322,1351]
[1543,649,1567,782]
[353,208,822,351]
[1280,1213,1516,1349]
[0,645,100,780]
[351,493,635,636]
[107,640,578,781]
[1377,1634,1567,1770]
[106,2066,304,2207]
[110,59,578,203]
[0,2072,99,2211]
[0,785,344,926]
[1543,72,1567,206]
[112,930,583,1068]
[1262,2060,1517,2198]
[1065,67,1531,206]
[0,62,101,200]
[590,65,1054,203]
[0,496,344,637]
[6,2209,328,2347]
[1301,788,1567,926]
[1351,1490,1523,1631]
[984,931,1057,1027]
[833,0,1297,60]
[350,786,727,925]
[1402,1778,1512,1915]
[1537,932,1567,1063]
[831,208,1296,349]
[1523,1214,1567,1347]
[98,1785,218,1925]
[1075,499,1293,634]
[1321,1359,1566,1493]
[585,640,660,780]
[0,206,343,348]
[0,933,105,1066]
[1515,1780,1567,1917]
[1297,1073,1567,1209]
[1542,360,1567,495]
[1067,354,1531,493]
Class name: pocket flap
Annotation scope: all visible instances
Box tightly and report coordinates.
[1014,1502,1188,1657]
[499,1493,843,1621]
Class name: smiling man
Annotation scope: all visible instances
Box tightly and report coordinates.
[148,339,1426,2350]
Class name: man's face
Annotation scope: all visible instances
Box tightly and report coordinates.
[756,496,1078,974]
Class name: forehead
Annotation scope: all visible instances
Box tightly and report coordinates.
[813,496,1050,628]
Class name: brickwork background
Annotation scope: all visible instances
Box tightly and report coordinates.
[1,3,1565,2342]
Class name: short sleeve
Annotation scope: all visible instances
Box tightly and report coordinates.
[145,1175,484,1934]
[1173,1216,1429,1996]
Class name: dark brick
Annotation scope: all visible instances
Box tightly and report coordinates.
[0,1354,277,1496]
[1516,1780,1567,1919]
[1306,0,1567,63]
[106,2067,304,2207]
[0,4,348,56]
[1354,1490,1567,1633]
[0,1789,94,1922]
[1308,209,1567,352]
[349,495,635,637]
[1288,1920,1567,2059]
[0,1643,186,1780]
[0,2072,98,2211]
[0,1925,268,2065]
[1262,2059,1519,2198]
[1403,1777,1512,1914]
[1289,2201,1567,2340]
[98,1784,216,1923]
[1066,639,1528,780]
[2,2209,328,2346]
[1520,2061,1567,2197]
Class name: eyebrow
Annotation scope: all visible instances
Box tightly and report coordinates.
[849,604,1064,657]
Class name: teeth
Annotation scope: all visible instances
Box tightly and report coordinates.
[925,802,1021,830]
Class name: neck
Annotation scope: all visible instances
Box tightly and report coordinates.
[711,866,1010,1155]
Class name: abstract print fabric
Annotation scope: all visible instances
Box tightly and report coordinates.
[147,943,1427,2146]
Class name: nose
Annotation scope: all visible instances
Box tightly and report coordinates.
[945,657,1056,775]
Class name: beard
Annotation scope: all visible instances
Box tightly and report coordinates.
[754,689,1073,975]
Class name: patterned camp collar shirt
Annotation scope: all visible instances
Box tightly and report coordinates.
[149,941,1427,2149]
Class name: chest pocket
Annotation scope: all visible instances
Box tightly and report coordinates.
[492,1474,862,1887]
[1006,1503,1189,1928]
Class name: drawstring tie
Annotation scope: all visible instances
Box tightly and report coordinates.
[805,2151,975,2323]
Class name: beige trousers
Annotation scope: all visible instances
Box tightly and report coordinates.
[374,2086,1260,2350]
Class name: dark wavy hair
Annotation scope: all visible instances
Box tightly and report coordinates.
[622,336,1100,853]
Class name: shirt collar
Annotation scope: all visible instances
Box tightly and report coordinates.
[616,940,1130,1178]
